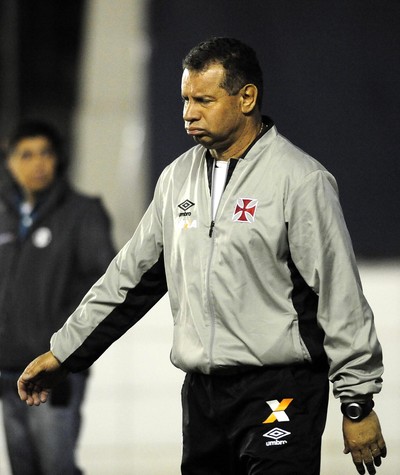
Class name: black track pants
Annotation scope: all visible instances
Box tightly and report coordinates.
[181,364,329,475]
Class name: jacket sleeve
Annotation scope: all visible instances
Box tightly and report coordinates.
[285,169,383,402]
[50,184,167,372]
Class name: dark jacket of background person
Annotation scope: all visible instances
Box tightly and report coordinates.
[0,163,116,372]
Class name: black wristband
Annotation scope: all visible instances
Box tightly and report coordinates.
[341,399,374,422]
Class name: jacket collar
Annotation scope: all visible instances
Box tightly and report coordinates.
[204,116,276,190]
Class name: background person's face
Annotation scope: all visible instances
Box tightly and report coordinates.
[7,136,57,197]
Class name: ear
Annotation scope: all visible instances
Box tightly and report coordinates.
[239,84,258,114]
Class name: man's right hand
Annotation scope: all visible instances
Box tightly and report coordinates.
[17,351,68,406]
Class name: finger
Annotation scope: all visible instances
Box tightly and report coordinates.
[39,389,50,404]
[373,455,381,467]
[18,378,35,403]
[31,391,43,406]
[343,441,350,454]
[19,380,37,405]
[370,446,382,467]
[25,396,35,407]
[17,379,28,401]
[23,383,41,406]
[354,461,365,475]
[365,461,376,475]
[24,389,36,406]
[360,446,376,475]
[351,449,365,475]
[31,384,49,405]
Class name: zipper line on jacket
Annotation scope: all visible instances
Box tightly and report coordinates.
[206,156,243,362]
[209,220,215,237]
[206,157,223,365]
[206,223,216,367]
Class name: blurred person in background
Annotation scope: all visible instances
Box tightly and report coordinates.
[0,120,115,475]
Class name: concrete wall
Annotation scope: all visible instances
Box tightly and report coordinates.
[71,0,150,250]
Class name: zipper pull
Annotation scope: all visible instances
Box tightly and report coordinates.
[209,220,215,238]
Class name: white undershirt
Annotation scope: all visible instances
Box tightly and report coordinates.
[211,160,229,220]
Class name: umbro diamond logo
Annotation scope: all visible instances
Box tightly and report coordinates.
[178,200,195,211]
[263,428,291,447]
[263,428,291,440]
[178,200,195,218]
[263,398,293,424]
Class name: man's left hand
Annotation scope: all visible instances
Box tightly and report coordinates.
[343,410,387,475]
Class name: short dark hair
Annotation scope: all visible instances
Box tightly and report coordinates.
[182,37,263,108]
[5,120,67,175]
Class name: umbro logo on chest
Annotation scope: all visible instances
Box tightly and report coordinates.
[178,199,195,217]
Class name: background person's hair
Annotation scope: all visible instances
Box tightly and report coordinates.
[5,120,67,176]
[182,37,264,109]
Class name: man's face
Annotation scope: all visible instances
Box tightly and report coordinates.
[7,136,57,196]
[181,63,246,154]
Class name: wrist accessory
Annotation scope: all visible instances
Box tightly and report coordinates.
[341,399,374,422]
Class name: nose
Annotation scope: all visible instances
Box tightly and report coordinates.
[32,154,47,169]
[182,99,198,123]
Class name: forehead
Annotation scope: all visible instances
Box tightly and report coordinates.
[181,63,226,95]
[13,136,52,151]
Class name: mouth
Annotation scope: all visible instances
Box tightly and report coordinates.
[33,175,50,182]
[30,175,52,188]
[185,128,205,136]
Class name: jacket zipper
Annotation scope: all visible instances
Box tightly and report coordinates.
[206,219,217,368]
[208,220,215,238]
[205,157,239,368]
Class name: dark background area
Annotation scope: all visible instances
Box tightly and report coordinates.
[148,0,400,258]
[0,0,86,155]
[1,0,399,258]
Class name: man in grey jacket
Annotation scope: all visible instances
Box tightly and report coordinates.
[17,38,386,475]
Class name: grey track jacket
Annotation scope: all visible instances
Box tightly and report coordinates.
[51,123,383,402]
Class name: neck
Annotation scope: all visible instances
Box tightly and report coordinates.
[20,188,37,206]
[210,116,264,161]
